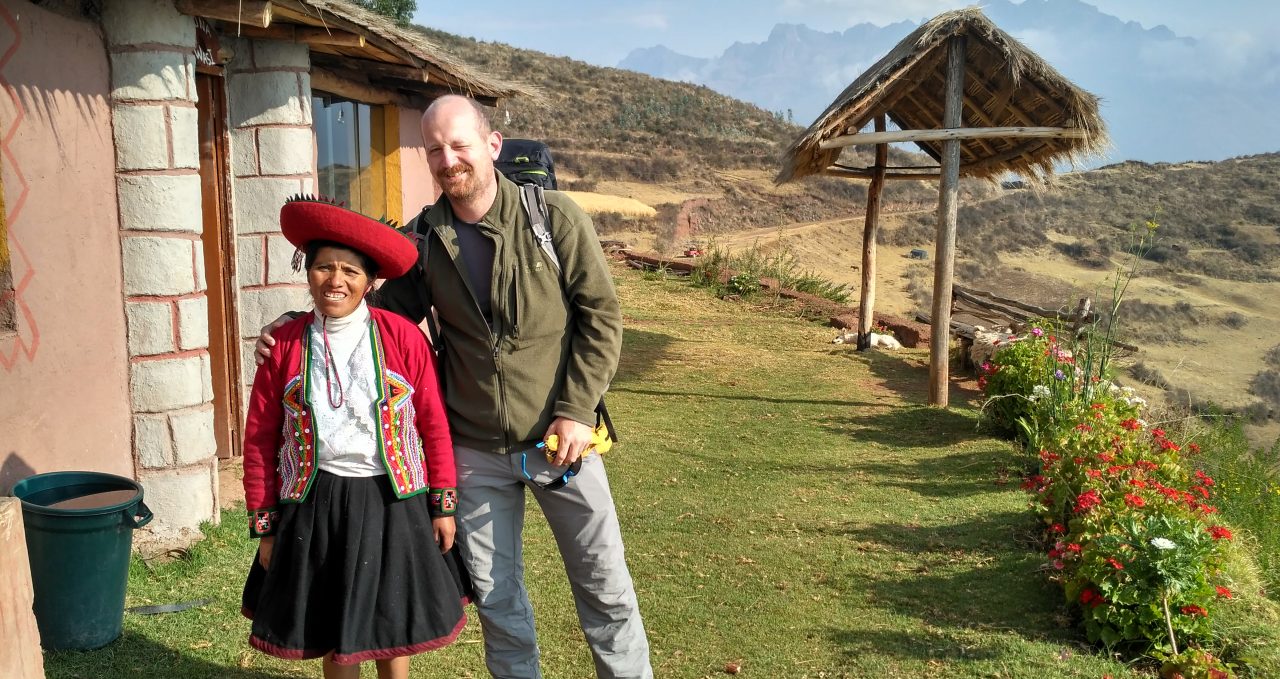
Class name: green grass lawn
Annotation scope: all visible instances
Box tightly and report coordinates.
[44,267,1142,678]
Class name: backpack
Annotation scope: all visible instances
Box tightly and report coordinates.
[496,139,558,190]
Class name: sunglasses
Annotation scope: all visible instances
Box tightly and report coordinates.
[520,441,582,491]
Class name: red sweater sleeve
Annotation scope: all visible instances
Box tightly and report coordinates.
[242,346,285,517]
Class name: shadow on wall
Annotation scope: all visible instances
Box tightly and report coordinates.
[0,452,36,494]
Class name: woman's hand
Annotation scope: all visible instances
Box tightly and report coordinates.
[432,516,455,553]
[257,535,276,570]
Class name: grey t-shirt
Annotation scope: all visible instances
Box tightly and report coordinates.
[452,218,495,324]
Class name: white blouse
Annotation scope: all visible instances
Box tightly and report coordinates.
[308,300,383,477]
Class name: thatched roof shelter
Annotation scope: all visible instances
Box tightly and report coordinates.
[774,7,1107,407]
[178,0,535,105]
[776,7,1107,184]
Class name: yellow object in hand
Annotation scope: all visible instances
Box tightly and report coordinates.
[543,424,614,461]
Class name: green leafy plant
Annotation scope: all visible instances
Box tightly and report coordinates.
[726,272,761,296]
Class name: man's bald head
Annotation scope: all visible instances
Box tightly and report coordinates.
[422,94,493,137]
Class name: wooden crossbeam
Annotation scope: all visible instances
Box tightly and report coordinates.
[821,167,941,181]
[820,126,1087,150]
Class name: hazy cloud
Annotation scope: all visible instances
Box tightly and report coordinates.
[624,12,670,30]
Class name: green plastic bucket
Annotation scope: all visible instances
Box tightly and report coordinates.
[11,471,153,650]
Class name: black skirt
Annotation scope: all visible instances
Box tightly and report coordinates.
[241,471,472,664]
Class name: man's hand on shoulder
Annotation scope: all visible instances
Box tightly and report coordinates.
[254,312,301,366]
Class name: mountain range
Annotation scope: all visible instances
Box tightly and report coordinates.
[619,0,1280,164]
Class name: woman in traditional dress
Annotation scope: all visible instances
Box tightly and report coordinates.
[240,196,468,679]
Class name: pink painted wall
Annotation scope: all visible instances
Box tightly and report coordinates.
[398,105,439,218]
[0,3,132,491]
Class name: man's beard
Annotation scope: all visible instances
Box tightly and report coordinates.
[437,162,485,203]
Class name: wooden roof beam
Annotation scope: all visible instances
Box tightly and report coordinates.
[820,126,1087,149]
[311,54,429,83]
[176,0,272,28]
[225,22,366,47]
[894,87,980,164]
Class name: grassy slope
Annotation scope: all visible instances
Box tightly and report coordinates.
[44,265,1138,678]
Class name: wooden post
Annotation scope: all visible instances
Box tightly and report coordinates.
[929,35,967,407]
[856,115,888,350]
[0,498,45,678]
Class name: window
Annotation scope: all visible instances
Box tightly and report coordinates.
[312,94,388,218]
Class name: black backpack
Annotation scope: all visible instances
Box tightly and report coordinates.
[496,139,558,190]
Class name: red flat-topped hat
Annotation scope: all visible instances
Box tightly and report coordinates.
[280,195,418,279]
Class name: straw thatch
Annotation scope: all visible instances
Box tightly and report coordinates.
[222,1,536,102]
[776,7,1107,184]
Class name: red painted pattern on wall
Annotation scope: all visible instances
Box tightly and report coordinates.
[0,3,37,371]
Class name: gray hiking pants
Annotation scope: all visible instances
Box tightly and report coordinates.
[454,445,653,679]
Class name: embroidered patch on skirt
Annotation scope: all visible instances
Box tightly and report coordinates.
[241,471,472,664]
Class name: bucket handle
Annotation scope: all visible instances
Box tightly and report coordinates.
[125,501,153,529]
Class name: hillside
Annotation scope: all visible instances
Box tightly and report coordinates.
[415,26,1280,435]
[412,25,971,241]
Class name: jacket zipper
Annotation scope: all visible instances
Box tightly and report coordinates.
[510,264,520,338]
[433,223,508,450]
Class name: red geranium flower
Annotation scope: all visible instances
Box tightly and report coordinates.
[1098,453,1115,463]
[1209,526,1233,541]
[1152,428,1167,438]
[1074,490,1103,514]
[1188,443,1202,454]
[1075,423,1093,433]
[1079,588,1106,608]
[1124,493,1146,508]
[1120,418,1141,431]
[1086,469,1103,479]
[1195,470,1215,486]
[1129,479,1147,488]
[1180,605,1207,617]
[1159,438,1182,452]
[1216,586,1233,599]
[1049,523,1065,534]
[1106,557,1125,570]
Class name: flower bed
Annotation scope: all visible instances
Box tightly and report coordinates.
[984,326,1239,677]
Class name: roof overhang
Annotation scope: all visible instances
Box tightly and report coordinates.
[176,0,533,106]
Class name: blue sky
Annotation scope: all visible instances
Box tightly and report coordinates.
[413,0,1280,67]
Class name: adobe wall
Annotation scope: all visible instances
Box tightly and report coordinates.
[398,105,440,217]
[0,1,132,492]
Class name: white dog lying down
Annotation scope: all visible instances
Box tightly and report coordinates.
[831,331,903,350]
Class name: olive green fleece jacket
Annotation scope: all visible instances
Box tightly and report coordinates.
[378,172,622,454]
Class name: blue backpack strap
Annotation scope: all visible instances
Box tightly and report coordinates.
[519,183,560,274]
